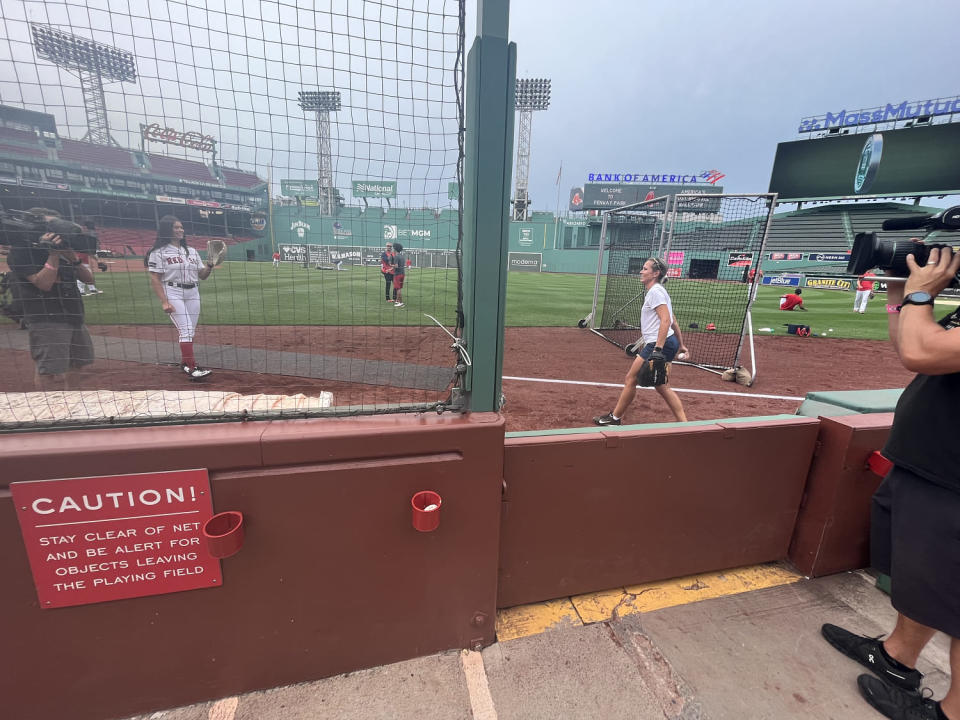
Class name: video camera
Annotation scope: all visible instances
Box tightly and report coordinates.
[848,206,960,286]
[0,208,99,256]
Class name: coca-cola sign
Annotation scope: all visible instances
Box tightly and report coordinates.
[140,123,216,153]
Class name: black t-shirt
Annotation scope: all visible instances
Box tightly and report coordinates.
[393,252,406,276]
[6,246,85,326]
[884,370,960,493]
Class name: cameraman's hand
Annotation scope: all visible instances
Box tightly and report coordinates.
[905,246,960,298]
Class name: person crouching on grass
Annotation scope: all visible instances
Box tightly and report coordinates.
[391,242,406,308]
[593,257,690,426]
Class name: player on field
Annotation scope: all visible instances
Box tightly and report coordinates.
[272,251,280,267]
[380,242,396,303]
[391,242,406,308]
[593,257,690,425]
[854,270,876,313]
[145,215,218,380]
[779,288,806,311]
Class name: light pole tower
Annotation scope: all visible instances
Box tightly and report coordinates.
[512,78,551,221]
[298,90,341,216]
[30,23,137,146]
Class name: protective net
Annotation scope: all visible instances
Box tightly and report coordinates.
[0,0,466,429]
[594,194,776,370]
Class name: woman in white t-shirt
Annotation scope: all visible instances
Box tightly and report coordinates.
[145,215,216,379]
[594,257,689,425]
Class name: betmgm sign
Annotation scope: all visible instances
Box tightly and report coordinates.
[508,252,541,272]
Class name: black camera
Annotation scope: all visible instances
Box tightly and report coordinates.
[847,205,960,285]
[0,208,99,255]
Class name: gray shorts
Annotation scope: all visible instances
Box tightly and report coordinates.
[28,322,95,375]
[871,465,960,637]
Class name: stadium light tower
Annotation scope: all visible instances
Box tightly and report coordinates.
[512,78,551,221]
[30,23,137,146]
[298,90,341,216]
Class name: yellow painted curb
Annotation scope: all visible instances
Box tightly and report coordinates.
[496,597,583,642]
[571,562,803,624]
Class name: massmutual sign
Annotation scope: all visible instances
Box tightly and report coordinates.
[798,95,960,133]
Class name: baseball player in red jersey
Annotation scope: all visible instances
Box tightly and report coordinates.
[779,288,806,311]
[854,270,876,313]
[145,215,216,379]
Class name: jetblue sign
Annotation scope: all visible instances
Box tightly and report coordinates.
[586,170,725,185]
[798,96,960,133]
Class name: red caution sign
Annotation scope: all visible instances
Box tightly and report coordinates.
[11,469,221,609]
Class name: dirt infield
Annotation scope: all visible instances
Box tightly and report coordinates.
[0,324,913,432]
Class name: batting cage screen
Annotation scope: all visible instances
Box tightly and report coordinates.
[587,194,777,373]
[0,0,466,430]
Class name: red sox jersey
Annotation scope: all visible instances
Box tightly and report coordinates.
[147,244,204,285]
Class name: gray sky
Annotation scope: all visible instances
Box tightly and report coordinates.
[503,0,960,211]
[1,0,958,212]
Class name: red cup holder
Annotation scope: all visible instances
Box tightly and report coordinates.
[411,490,442,532]
[203,511,245,558]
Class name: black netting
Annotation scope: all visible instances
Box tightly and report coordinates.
[596,194,775,369]
[0,0,466,429]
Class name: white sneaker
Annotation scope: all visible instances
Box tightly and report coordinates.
[393,302,404,308]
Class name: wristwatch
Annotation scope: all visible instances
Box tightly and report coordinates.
[898,291,934,310]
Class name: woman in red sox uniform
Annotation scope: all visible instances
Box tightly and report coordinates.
[145,215,216,379]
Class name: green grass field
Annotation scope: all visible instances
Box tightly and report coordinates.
[72,262,955,341]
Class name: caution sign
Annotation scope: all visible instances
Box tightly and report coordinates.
[11,469,220,609]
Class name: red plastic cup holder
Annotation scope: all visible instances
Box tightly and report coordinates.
[411,490,442,532]
[203,511,245,558]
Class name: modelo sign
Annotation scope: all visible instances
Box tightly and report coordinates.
[508,252,541,272]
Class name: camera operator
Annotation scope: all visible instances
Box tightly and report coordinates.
[821,244,960,720]
[5,208,95,390]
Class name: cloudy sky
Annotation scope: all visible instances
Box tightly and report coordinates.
[503,0,960,211]
[1,0,958,211]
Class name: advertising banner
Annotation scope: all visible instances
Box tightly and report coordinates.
[808,252,851,262]
[508,252,542,272]
[803,276,853,291]
[769,124,960,200]
[580,183,722,211]
[727,251,755,267]
[352,180,397,199]
[280,179,319,197]
[762,274,802,287]
[11,469,219,609]
[666,250,685,265]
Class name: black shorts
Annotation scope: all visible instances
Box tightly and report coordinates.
[871,465,960,637]
[28,322,94,375]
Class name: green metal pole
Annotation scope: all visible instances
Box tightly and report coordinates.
[462,0,515,412]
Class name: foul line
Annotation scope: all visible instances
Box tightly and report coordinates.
[502,375,803,402]
[460,649,498,720]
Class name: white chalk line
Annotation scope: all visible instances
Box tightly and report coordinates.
[460,649,498,720]
[502,375,803,402]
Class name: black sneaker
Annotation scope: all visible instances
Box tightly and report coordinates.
[592,412,621,426]
[857,674,939,719]
[182,365,212,380]
[821,624,922,692]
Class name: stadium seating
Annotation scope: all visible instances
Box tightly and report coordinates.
[765,208,852,252]
[58,139,136,171]
[0,142,47,159]
[0,126,41,144]
[219,167,264,189]
[95,226,251,256]
[146,154,217,184]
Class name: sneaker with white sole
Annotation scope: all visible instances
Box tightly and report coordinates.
[182,365,212,380]
[821,624,922,692]
[592,412,621,426]
[393,302,404,308]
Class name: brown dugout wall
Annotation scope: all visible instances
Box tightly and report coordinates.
[788,413,894,577]
[497,416,820,608]
[0,414,505,720]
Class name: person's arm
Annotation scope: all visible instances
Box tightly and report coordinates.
[670,317,689,357]
[148,271,174,314]
[23,234,63,292]
[893,246,960,374]
[654,304,671,349]
[199,261,213,281]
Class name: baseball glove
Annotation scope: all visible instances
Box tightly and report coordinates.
[869,291,876,300]
[97,262,108,271]
[638,350,669,387]
[206,239,227,266]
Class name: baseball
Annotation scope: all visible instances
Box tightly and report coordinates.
[424,504,438,512]
[677,352,688,361]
